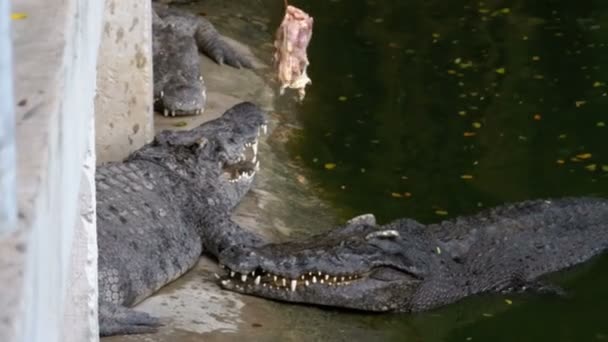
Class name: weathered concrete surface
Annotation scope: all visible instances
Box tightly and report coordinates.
[0,0,102,341]
[95,0,154,163]
[63,125,99,342]
[0,0,17,232]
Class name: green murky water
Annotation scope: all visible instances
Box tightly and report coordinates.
[284,0,608,341]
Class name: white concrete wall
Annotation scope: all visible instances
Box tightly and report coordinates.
[0,0,103,341]
[95,0,154,163]
[0,0,16,232]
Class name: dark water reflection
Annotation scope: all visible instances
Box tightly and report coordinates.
[285,0,608,340]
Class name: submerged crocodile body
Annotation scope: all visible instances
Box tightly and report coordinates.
[219,197,608,312]
[152,2,252,116]
[96,102,267,336]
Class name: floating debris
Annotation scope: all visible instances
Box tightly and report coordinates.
[324,163,337,170]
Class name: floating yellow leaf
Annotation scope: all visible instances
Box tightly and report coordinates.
[460,174,474,180]
[11,13,27,20]
[556,159,565,164]
[500,8,511,14]
[602,165,608,172]
[432,33,441,38]
[496,67,506,74]
[338,96,348,101]
[558,134,567,139]
[324,163,337,170]
[505,299,513,305]
[576,153,592,160]
[482,313,494,318]
[454,58,462,64]
[533,114,542,120]
[458,110,467,116]
[575,100,586,107]
[593,81,604,87]
[391,192,403,198]
[585,164,597,171]
[373,18,384,23]
[172,121,188,127]
[404,192,412,197]
[435,210,448,216]
[597,122,605,127]
[532,56,540,61]
[472,122,482,129]
[463,132,476,137]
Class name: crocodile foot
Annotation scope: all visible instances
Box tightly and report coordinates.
[99,301,163,336]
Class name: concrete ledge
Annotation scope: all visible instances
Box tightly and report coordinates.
[0,0,103,341]
[95,0,154,163]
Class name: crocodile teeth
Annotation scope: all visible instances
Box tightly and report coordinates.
[160,91,164,98]
[312,276,317,283]
[254,276,261,285]
[241,274,247,282]
[163,109,169,117]
[230,271,235,278]
[281,278,287,287]
[290,280,297,292]
[324,275,330,280]
[171,110,176,117]
[273,276,277,282]
[255,161,260,171]
[262,124,268,135]
[221,280,230,286]
[305,280,310,286]
[252,141,258,155]
[214,273,220,279]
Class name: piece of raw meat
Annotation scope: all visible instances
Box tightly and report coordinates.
[274,5,313,100]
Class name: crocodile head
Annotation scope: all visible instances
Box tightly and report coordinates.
[131,102,267,205]
[153,19,206,116]
[219,215,436,312]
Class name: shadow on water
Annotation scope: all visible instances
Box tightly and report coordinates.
[282,0,608,340]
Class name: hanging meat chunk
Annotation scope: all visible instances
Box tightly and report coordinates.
[274,5,313,100]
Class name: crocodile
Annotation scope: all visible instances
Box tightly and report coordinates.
[96,102,267,336]
[152,2,252,116]
[219,197,608,312]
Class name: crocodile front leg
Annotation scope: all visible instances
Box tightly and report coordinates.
[99,301,162,336]
[193,16,253,69]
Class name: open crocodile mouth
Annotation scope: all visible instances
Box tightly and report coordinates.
[221,124,267,183]
[218,266,366,292]
[217,263,422,311]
